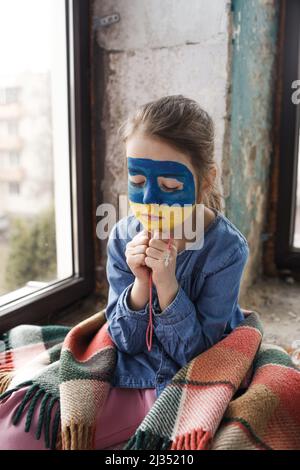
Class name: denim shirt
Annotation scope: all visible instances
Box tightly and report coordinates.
[105,209,249,399]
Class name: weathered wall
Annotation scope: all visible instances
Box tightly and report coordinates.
[92,0,280,303]
[224,0,280,297]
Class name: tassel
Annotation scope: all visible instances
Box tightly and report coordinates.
[12,384,39,425]
[51,408,61,450]
[146,272,153,352]
[0,371,12,394]
[197,429,212,449]
[61,423,96,450]
[171,429,212,450]
[145,237,173,352]
[44,397,58,448]
[123,429,171,450]
[36,392,51,440]
[25,389,44,432]
[55,428,63,450]
[171,434,184,449]
[3,383,59,451]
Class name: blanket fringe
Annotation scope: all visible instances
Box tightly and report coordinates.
[0,333,14,394]
[170,429,212,450]
[55,428,63,450]
[0,380,33,401]
[123,430,172,450]
[0,371,12,394]
[0,381,60,450]
[61,423,96,450]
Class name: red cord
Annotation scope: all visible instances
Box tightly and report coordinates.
[146,271,153,352]
[146,237,173,352]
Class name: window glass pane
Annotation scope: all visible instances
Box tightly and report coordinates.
[0,0,73,306]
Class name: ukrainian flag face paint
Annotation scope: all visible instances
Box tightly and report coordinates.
[127,157,196,233]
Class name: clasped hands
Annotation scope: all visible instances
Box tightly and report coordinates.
[125,229,179,312]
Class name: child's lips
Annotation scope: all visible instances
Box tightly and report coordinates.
[141,213,164,220]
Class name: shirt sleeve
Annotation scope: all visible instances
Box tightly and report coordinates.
[105,223,150,356]
[152,242,249,367]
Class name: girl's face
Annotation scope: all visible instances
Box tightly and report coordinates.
[126,133,199,234]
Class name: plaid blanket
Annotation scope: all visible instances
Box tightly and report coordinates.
[0,309,299,450]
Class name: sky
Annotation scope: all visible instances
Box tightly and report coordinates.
[0,0,59,82]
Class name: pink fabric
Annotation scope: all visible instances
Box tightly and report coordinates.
[0,385,157,450]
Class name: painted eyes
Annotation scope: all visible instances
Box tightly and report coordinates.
[129,174,183,192]
[157,176,183,192]
[129,175,146,188]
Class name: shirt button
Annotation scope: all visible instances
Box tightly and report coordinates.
[157,377,163,383]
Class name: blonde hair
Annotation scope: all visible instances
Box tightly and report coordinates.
[118,94,223,212]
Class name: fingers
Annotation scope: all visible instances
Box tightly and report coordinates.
[144,256,157,269]
[144,252,174,268]
[145,244,177,263]
[145,246,162,260]
[126,229,177,275]
[128,230,149,248]
[128,253,147,267]
[149,238,167,251]
[149,230,177,252]
[126,244,148,256]
[125,242,148,269]
[125,229,151,270]
[149,238,177,252]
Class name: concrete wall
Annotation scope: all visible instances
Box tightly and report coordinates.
[92,0,280,302]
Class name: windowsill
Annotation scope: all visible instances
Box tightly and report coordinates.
[0,281,50,308]
[0,274,94,335]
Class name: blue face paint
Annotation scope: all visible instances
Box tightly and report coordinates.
[127,157,196,206]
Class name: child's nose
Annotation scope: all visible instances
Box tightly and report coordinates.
[143,185,155,204]
[143,182,159,205]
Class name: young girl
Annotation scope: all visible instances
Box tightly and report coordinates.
[0,95,249,450]
[104,94,249,434]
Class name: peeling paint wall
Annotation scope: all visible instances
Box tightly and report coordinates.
[225,0,280,296]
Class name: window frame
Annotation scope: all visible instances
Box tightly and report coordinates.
[275,0,300,272]
[0,0,94,333]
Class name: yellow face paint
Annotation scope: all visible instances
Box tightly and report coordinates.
[129,201,195,234]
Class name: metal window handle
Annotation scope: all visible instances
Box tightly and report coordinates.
[93,13,120,31]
